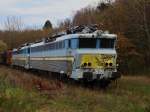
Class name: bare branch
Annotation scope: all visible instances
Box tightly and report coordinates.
[4,16,24,31]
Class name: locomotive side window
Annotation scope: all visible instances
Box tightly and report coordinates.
[50,43,54,50]
[65,40,70,49]
[62,41,65,49]
[27,48,30,54]
[71,39,78,49]
[68,40,71,48]
[56,42,59,49]
[96,39,100,48]
[58,41,63,49]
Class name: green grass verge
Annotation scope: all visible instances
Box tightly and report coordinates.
[44,76,150,112]
[0,67,150,112]
[0,74,50,112]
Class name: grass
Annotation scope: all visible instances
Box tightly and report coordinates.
[0,66,150,112]
[48,80,150,112]
[0,69,49,112]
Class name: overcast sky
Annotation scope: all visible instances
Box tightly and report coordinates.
[0,0,100,30]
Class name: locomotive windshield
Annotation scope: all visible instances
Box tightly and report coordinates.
[100,38,115,48]
[74,38,115,49]
[79,38,96,48]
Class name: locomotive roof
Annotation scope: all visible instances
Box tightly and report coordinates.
[13,30,117,50]
[55,31,117,42]
[29,31,116,47]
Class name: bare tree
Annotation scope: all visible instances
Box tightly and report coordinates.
[4,16,24,31]
[4,16,24,48]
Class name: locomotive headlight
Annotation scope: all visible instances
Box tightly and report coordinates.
[88,62,92,67]
[83,63,87,67]
[105,63,108,66]
[109,63,113,66]
[82,62,92,68]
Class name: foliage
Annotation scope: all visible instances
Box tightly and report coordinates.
[0,66,63,112]
[0,40,7,52]
[0,74,45,112]
[59,0,150,74]
[0,30,52,49]
[117,33,143,73]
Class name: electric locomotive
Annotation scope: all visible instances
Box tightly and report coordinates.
[12,26,120,83]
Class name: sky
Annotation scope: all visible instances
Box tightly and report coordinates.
[0,0,100,30]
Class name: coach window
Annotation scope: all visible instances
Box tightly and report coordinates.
[71,39,78,49]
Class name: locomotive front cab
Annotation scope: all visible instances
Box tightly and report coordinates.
[70,33,119,81]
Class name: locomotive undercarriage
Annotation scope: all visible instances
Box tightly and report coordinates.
[71,68,119,81]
